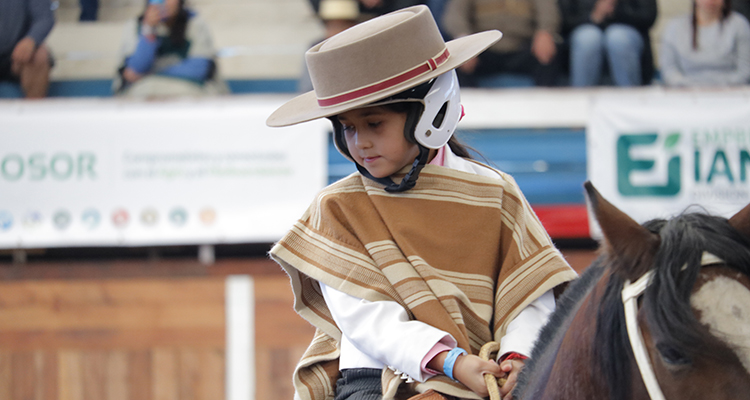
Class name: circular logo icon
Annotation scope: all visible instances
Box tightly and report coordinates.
[140,208,159,226]
[169,207,188,227]
[112,208,129,228]
[53,210,72,230]
[0,211,13,231]
[22,211,43,229]
[199,207,216,226]
[81,208,101,230]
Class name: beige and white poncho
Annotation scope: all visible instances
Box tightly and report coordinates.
[270,160,577,400]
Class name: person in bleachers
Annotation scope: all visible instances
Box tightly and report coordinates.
[299,0,361,93]
[559,0,657,86]
[113,0,227,98]
[441,0,563,87]
[307,0,425,21]
[659,0,750,87]
[0,0,55,98]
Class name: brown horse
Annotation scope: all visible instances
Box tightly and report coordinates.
[512,182,750,400]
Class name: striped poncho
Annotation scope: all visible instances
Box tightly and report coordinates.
[270,161,577,400]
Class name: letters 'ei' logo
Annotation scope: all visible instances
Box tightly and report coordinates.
[617,133,681,197]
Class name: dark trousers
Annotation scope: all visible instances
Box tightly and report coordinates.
[334,368,383,400]
[0,53,17,82]
[79,0,99,21]
[457,47,561,87]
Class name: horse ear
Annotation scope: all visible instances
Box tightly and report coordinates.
[728,202,750,240]
[584,181,660,280]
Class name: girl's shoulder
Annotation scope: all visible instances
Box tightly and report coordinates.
[443,152,525,194]
[443,149,505,179]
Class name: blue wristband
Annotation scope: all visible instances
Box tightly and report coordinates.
[443,347,467,381]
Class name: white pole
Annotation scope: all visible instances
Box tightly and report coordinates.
[226,275,255,400]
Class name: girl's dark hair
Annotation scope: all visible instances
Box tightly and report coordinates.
[140,0,190,47]
[692,0,732,49]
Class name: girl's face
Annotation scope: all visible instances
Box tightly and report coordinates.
[339,105,419,179]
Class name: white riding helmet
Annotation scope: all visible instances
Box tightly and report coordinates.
[411,69,462,149]
[332,69,462,159]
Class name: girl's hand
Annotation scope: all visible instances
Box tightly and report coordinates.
[452,354,503,397]
[499,359,525,400]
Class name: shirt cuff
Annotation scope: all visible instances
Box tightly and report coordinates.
[421,341,453,377]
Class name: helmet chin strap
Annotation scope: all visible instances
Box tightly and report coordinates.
[355,145,430,193]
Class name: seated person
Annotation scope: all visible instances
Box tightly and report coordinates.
[442,0,562,87]
[0,0,54,98]
[113,0,227,97]
[299,0,361,92]
[659,0,750,87]
[307,0,425,21]
[559,0,657,86]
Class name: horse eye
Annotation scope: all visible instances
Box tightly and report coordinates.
[656,343,691,366]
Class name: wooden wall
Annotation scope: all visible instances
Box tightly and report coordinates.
[0,277,227,400]
[0,250,596,400]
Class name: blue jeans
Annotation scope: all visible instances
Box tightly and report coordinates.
[569,23,644,86]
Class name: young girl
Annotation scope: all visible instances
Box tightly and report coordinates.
[659,0,750,86]
[267,6,577,400]
[113,0,227,97]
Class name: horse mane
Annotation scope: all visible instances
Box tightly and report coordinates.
[596,212,750,400]
[645,212,750,364]
[514,258,607,398]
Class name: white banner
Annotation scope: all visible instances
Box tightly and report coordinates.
[587,90,750,236]
[0,97,328,248]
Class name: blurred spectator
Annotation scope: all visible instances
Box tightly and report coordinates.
[425,0,450,38]
[0,0,55,98]
[307,0,425,21]
[559,0,657,87]
[659,0,750,87]
[442,0,562,87]
[299,0,361,92]
[113,0,227,98]
[79,0,99,21]
[355,0,425,20]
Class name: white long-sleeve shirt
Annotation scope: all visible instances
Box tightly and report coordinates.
[320,146,557,382]
[321,283,555,382]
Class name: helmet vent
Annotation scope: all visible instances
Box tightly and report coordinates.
[432,102,449,128]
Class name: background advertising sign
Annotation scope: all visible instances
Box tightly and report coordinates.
[587,91,750,236]
[0,97,328,248]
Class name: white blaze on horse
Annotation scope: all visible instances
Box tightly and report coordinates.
[511,182,750,400]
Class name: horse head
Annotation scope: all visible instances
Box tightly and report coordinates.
[515,182,750,400]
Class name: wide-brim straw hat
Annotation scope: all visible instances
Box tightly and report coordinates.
[266,5,502,127]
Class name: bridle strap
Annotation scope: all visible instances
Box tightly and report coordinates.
[622,270,666,400]
[621,251,723,400]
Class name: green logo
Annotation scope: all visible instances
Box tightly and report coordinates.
[617,133,681,196]
[1,152,97,182]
